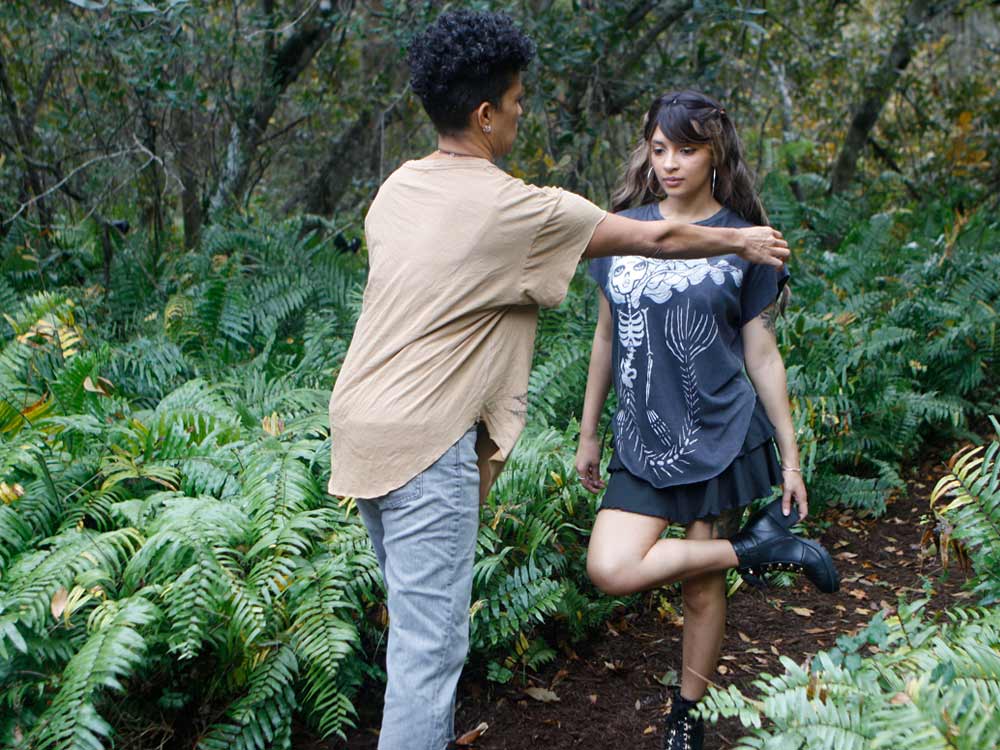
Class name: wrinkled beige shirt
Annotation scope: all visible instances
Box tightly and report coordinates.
[327,158,606,499]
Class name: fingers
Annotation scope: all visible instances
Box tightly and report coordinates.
[781,487,794,518]
[796,490,809,522]
[577,460,605,494]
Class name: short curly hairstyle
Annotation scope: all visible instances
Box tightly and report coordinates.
[408,10,536,135]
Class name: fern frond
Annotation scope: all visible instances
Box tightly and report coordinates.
[196,645,298,750]
[28,596,158,750]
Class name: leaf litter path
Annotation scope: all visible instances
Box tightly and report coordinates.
[315,456,970,750]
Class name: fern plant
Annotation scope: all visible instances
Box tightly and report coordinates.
[930,416,1000,604]
[701,600,1000,750]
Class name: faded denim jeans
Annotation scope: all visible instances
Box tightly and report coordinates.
[356,425,480,750]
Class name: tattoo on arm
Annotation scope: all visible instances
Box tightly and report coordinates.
[759,301,778,335]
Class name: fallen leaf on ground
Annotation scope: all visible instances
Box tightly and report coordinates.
[643,726,655,735]
[524,687,559,703]
[790,607,814,617]
[455,723,489,745]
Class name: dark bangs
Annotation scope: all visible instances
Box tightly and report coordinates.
[646,90,724,145]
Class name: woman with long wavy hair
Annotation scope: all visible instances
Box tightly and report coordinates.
[576,90,838,750]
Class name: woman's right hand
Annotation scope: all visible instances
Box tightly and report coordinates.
[575,435,606,494]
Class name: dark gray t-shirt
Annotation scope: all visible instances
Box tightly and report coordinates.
[589,203,789,487]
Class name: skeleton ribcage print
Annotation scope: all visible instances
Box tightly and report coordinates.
[615,300,719,478]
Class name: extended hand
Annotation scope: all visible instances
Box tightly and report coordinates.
[738,227,789,268]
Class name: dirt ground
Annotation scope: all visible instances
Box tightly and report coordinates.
[312,454,971,750]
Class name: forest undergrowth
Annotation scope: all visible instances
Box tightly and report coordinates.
[1,185,998,749]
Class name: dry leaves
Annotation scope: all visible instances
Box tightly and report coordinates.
[455,722,489,746]
[524,687,559,703]
[50,587,68,620]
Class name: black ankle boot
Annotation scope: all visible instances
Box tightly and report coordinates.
[662,688,704,750]
[729,498,840,594]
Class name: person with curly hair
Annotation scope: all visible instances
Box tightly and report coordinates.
[327,11,792,750]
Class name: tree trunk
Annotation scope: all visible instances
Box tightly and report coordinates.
[769,60,804,203]
[297,107,379,216]
[174,105,203,250]
[0,47,53,233]
[208,7,338,216]
[828,0,955,195]
[559,0,692,193]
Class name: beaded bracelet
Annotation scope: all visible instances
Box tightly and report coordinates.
[781,466,802,472]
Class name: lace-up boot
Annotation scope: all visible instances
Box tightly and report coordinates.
[662,688,704,750]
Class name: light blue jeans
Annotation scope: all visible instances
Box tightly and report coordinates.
[356,425,480,750]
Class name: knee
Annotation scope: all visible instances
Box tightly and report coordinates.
[682,576,725,616]
[587,550,637,596]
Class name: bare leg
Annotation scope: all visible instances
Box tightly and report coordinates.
[679,513,741,701]
[586,509,738,597]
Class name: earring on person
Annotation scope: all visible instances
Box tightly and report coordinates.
[483,125,492,133]
[648,166,663,196]
[711,168,717,195]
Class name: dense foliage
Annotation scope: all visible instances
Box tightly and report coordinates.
[2,1,999,748]
[0,189,996,747]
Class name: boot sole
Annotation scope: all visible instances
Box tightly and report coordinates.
[801,538,840,593]
[738,539,841,594]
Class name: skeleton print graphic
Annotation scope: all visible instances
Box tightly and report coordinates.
[607,256,743,478]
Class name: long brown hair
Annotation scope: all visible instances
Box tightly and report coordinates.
[611,90,767,226]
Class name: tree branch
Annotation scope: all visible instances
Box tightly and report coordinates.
[828,0,959,194]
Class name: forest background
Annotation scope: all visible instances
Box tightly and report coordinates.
[1,1,999,749]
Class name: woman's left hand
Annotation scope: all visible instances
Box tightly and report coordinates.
[782,469,808,522]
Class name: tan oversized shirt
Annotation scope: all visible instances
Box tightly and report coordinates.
[327,158,606,499]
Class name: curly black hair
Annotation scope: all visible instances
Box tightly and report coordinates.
[408,10,536,135]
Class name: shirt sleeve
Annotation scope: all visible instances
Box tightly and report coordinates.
[520,189,607,308]
[587,257,609,290]
[740,262,790,326]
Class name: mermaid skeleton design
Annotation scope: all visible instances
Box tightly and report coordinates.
[607,256,744,478]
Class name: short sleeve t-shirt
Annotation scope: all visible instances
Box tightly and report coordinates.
[328,158,607,499]
[589,203,788,487]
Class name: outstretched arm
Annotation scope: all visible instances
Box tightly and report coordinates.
[576,293,614,494]
[743,301,806,520]
[584,213,790,268]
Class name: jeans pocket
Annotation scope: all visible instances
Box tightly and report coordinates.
[378,471,423,510]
